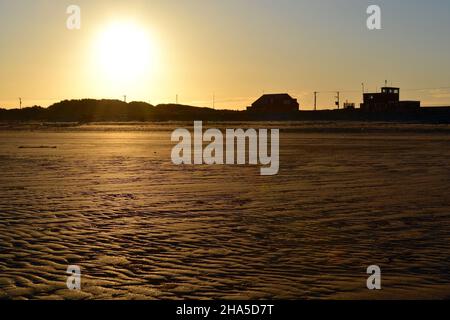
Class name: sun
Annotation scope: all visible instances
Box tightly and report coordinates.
[95,21,156,85]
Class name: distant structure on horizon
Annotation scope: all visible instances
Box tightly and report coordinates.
[246,93,299,112]
[343,101,356,110]
[360,87,420,112]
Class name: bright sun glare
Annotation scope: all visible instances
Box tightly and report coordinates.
[95,22,156,85]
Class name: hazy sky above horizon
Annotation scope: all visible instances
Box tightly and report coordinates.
[1,0,450,109]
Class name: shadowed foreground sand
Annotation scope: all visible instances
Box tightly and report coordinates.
[0,122,449,299]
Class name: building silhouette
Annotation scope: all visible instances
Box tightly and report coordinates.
[343,102,355,110]
[360,87,420,112]
[247,93,299,112]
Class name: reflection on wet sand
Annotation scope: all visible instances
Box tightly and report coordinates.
[0,123,449,299]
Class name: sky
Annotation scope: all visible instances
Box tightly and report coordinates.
[1,0,450,110]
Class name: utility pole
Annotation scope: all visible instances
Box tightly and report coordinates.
[123,95,127,103]
[361,83,365,106]
[314,92,317,111]
[19,97,22,109]
[335,91,340,109]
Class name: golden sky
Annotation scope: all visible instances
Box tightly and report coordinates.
[1,0,450,110]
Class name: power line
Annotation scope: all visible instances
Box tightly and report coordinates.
[3,84,450,102]
[314,85,450,94]
[402,86,450,92]
[4,84,450,109]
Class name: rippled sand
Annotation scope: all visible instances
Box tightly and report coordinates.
[0,122,449,300]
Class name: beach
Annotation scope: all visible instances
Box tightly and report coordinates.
[0,122,449,299]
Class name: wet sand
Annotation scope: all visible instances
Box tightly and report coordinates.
[0,122,449,299]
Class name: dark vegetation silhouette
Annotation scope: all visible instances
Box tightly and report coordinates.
[1,99,450,123]
[0,99,249,122]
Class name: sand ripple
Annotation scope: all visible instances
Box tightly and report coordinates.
[0,124,449,299]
